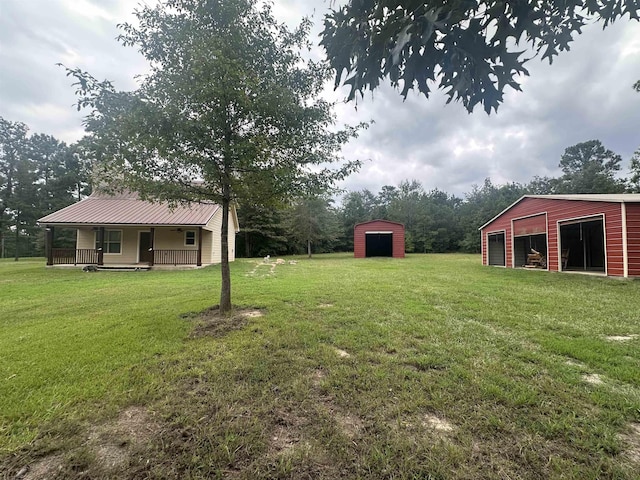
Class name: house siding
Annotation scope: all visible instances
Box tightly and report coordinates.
[481,197,628,276]
[627,203,640,277]
[354,220,405,258]
[203,208,237,263]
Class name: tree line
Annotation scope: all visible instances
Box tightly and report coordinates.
[0,117,90,259]
[1,121,638,260]
[239,140,640,257]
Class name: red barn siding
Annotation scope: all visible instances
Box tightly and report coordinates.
[481,197,633,277]
[354,220,405,258]
[627,203,640,276]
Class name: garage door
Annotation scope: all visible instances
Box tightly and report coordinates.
[513,214,546,236]
[488,233,506,266]
[366,232,393,257]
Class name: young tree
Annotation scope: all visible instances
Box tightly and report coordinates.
[285,195,340,257]
[65,0,363,313]
[320,1,639,113]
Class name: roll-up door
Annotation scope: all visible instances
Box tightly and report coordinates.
[488,233,506,266]
[513,214,546,237]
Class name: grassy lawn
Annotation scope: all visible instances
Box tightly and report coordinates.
[1,254,639,479]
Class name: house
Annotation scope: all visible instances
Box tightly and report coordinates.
[354,220,405,258]
[38,190,239,269]
[479,194,640,278]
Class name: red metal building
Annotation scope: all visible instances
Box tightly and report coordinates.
[479,194,640,278]
[354,220,405,258]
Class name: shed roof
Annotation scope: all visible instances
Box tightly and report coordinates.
[479,194,640,230]
[354,219,405,228]
[38,190,220,226]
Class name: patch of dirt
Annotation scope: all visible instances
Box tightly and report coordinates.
[268,409,309,457]
[334,348,351,358]
[582,373,604,385]
[333,412,364,439]
[22,455,64,480]
[87,406,159,470]
[318,303,334,308]
[422,414,455,432]
[186,306,264,338]
[605,334,638,342]
[311,369,326,388]
[270,425,302,456]
[565,359,586,369]
[309,367,365,440]
[619,423,640,465]
[247,260,279,277]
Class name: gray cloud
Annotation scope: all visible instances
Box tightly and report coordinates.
[1,1,638,199]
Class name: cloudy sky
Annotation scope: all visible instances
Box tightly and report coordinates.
[1,0,639,198]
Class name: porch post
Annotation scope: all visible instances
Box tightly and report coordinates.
[197,227,203,266]
[149,227,155,266]
[46,226,54,266]
[97,226,105,265]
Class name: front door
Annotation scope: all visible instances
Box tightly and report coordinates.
[139,231,152,263]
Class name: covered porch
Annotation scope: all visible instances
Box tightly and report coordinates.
[45,225,207,268]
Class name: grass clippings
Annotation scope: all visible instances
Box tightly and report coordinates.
[186,306,263,338]
[422,413,455,432]
[582,373,604,385]
[606,334,639,342]
[20,454,64,480]
[334,348,351,358]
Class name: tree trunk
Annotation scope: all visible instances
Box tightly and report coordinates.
[244,231,251,258]
[14,213,19,261]
[307,239,311,258]
[219,195,232,315]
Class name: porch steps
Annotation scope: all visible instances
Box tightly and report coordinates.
[95,265,151,272]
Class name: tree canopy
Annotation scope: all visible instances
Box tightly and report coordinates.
[65,0,363,313]
[321,0,640,113]
[558,139,625,193]
[0,117,88,259]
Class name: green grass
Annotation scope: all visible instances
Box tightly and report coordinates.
[1,254,639,479]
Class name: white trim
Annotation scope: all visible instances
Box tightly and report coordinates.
[486,230,507,267]
[137,230,151,264]
[184,229,197,247]
[95,229,123,256]
[509,213,549,271]
[365,231,393,234]
[478,194,640,231]
[556,213,605,226]
[556,214,607,276]
[622,203,628,278]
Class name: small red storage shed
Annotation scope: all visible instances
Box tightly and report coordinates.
[354,220,405,258]
[479,194,640,278]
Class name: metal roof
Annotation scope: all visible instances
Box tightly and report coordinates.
[38,190,220,226]
[478,194,640,231]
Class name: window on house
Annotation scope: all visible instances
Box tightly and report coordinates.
[96,230,122,254]
[185,230,196,246]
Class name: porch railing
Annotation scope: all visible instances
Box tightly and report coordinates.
[153,249,198,265]
[50,248,199,266]
[52,248,98,265]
